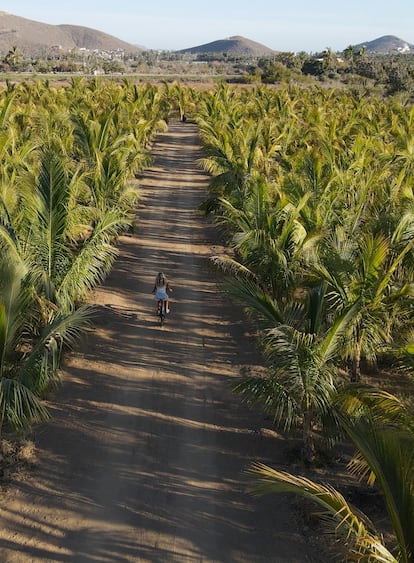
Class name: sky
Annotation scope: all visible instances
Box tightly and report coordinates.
[1,1,414,53]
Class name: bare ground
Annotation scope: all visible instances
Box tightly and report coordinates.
[0,121,314,562]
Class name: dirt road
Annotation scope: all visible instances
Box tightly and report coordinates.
[0,122,311,562]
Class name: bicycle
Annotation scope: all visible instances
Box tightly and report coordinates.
[157,298,168,326]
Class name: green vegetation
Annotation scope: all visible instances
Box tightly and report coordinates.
[249,384,414,561]
[1,76,414,560]
[1,45,414,96]
[196,83,414,559]
[0,45,414,96]
[0,78,170,446]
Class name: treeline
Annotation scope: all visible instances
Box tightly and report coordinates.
[2,44,414,97]
[254,50,414,95]
[195,83,414,560]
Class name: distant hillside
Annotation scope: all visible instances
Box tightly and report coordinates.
[58,25,141,53]
[176,35,275,56]
[0,11,141,54]
[353,35,414,54]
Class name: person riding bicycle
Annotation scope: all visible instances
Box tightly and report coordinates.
[152,272,172,314]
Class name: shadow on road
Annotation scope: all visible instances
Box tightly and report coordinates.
[0,122,309,563]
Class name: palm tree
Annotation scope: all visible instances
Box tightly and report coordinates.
[212,177,319,303]
[0,254,91,444]
[313,223,414,381]
[169,82,196,121]
[230,281,356,461]
[71,108,144,219]
[198,118,263,210]
[343,45,356,72]
[0,143,129,317]
[321,47,337,74]
[4,46,24,71]
[336,383,414,562]
[248,384,414,562]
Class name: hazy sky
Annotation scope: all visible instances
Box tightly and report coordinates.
[2,1,414,52]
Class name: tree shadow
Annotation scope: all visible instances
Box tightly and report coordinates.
[0,121,310,563]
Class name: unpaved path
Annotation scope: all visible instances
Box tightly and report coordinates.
[0,122,311,562]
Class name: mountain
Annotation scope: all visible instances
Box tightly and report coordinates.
[2,12,412,59]
[176,35,275,56]
[352,35,414,54]
[0,12,141,54]
[57,25,141,53]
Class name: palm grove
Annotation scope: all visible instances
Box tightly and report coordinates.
[0,77,171,444]
[1,79,414,561]
[196,84,414,561]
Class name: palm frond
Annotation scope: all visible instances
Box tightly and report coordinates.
[223,276,284,326]
[248,463,397,562]
[0,377,50,431]
[234,375,297,430]
[333,386,414,561]
[57,210,127,309]
[18,305,93,392]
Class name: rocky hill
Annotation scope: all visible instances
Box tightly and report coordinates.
[1,12,412,59]
[57,24,140,53]
[176,35,275,56]
[0,11,141,54]
[353,35,414,54]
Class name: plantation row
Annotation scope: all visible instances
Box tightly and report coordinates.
[0,78,185,443]
[1,79,414,560]
[195,84,414,561]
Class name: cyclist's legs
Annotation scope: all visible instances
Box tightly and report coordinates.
[157,299,169,314]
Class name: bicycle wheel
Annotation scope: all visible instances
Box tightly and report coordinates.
[159,300,165,326]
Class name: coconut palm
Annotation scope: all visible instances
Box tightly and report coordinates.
[231,281,357,461]
[71,108,143,218]
[168,82,196,122]
[198,118,263,210]
[212,176,320,304]
[313,222,414,381]
[248,384,414,562]
[249,463,396,561]
[334,384,414,562]
[4,46,24,71]
[0,92,38,198]
[0,254,92,443]
[0,144,129,317]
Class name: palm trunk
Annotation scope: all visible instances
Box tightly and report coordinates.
[302,409,316,463]
[0,416,4,465]
[351,341,362,382]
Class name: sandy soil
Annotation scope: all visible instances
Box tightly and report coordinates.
[0,122,313,562]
